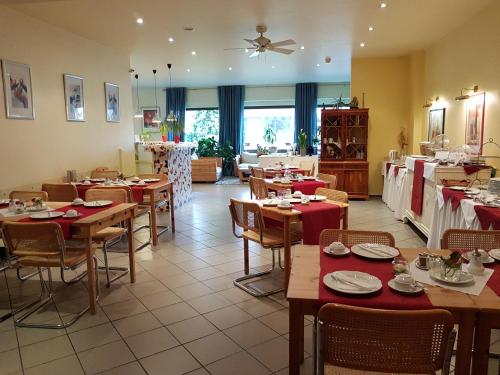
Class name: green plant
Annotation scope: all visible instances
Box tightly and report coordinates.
[263,127,277,145]
[196,137,218,157]
[196,137,235,176]
[168,119,184,136]
[298,129,308,150]
[159,122,168,136]
[256,144,269,155]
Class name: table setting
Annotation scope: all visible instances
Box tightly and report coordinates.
[0,197,55,218]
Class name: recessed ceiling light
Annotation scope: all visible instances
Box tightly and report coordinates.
[168,37,174,42]
[186,68,190,72]
[300,46,305,50]
[136,18,144,24]
[191,51,196,56]
[360,42,365,47]
[380,2,387,8]
[316,63,320,67]
[245,48,249,53]
[368,26,374,31]
[271,65,275,69]
[228,67,232,71]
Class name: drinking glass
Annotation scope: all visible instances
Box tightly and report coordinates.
[392,257,408,275]
[277,190,285,200]
[268,192,276,199]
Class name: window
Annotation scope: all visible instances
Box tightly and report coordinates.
[243,107,295,151]
[184,108,219,142]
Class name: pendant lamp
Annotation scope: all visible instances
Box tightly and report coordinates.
[152,69,162,123]
[165,63,177,123]
[133,74,143,118]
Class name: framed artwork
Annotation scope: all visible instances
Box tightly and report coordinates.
[465,92,486,155]
[428,108,445,141]
[1,60,34,119]
[104,82,120,122]
[142,106,160,131]
[63,74,85,122]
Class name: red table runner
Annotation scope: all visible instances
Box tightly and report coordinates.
[411,160,426,216]
[485,262,500,296]
[20,203,118,240]
[442,188,466,211]
[291,181,326,195]
[293,202,340,245]
[385,162,392,175]
[318,248,432,309]
[474,205,500,230]
[463,165,490,175]
[394,165,400,177]
[76,183,154,203]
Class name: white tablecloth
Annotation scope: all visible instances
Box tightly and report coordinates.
[382,165,408,221]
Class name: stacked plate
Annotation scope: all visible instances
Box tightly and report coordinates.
[488,178,500,195]
[323,271,382,294]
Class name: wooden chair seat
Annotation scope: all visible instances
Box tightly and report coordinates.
[243,225,302,248]
[17,246,95,268]
[93,227,126,242]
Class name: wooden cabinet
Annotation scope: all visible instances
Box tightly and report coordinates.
[319,109,369,199]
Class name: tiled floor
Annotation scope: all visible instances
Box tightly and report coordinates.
[0,181,499,374]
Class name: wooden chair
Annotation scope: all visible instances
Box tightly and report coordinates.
[137,173,168,181]
[441,229,500,373]
[251,167,265,178]
[192,157,223,182]
[9,191,48,202]
[318,173,337,189]
[41,183,77,202]
[299,161,315,176]
[1,222,99,328]
[316,304,456,375]
[90,169,120,180]
[136,174,170,241]
[314,187,348,203]
[249,176,268,200]
[228,198,302,296]
[319,229,395,248]
[85,189,130,287]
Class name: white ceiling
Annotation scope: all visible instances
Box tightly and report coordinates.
[5,0,493,88]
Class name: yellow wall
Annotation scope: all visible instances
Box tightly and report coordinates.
[351,57,412,195]
[0,6,135,196]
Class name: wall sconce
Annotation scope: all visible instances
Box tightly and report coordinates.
[455,85,479,101]
[423,96,439,108]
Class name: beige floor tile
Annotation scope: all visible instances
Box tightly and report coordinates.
[184,332,241,365]
[101,298,147,321]
[0,348,22,375]
[125,327,179,359]
[203,305,254,330]
[65,306,110,334]
[140,346,200,375]
[0,329,19,353]
[139,289,182,310]
[224,319,279,348]
[157,272,199,289]
[258,309,290,335]
[173,282,213,300]
[98,361,146,375]
[206,351,271,375]
[186,369,210,375]
[152,302,199,325]
[113,311,162,338]
[186,293,232,314]
[190,266,225,281]
[247,336,289,372]
[127,280,169,298]
[236,298,284,317]
[24,354,84,375]
[69,322,121,352]
[78,340,135,375]
[176,259,211,272]
[20,335,75,369]
[168,315,219,343]
[98,284,136,306]
[202,275,234,292]
[216,287,254,303]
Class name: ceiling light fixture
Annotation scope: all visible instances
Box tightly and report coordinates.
[300,46,305,50]
[271,65,275,69]
[455,85,480,101]
[228,67,232,71]
[136,18,144,24]
[368,26,374,31]
[360,42,365,47]
[245,48,249,53]
[380,3,387,8]
[191,51,196,56]
[166,63,177,123]
[133,74,143,118]
[168,37,174,42]
[422,96,440,108]
[316,63,320,67]
[186,68,190,72]
[152,69,162,123]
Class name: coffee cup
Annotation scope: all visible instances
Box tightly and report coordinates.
[394,273,414,287]
[293,191,303,198]
[83,180,91,185]
[72,198,84,205]
[66,209,78,217]
[327,242,345,255]
[138,180,146,185]
[278,200,291,208]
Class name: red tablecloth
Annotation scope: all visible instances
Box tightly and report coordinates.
[474,205,500,230]
[293,202,340,245]
[385,162,392,175]
[485,262,500,296]
[76,183,153,203]
[463,165,490,175]
[291,181,326,195]
[393,166,399,177]
[20,203,118,239]
[442,188,466,211]
[411,160,426,216]
[318,248,432,309]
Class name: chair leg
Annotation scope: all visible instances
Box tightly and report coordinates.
[97,240,129,287]
[111,211,155,252]
[60,265,87,285]
[16,266,42,281]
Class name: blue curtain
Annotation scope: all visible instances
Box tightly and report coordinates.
[166,87,186,141]
[218,85,245,154]
[294,83,318,146]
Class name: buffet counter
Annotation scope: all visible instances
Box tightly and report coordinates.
[258,154,318,176]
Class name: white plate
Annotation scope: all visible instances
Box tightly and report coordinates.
[428,268,475,285]
[26,205,49,212]
[83,200,113,208]
[261,199,278,207]
[323,271,382,295]
[410,155,428,159]
[308,195,327,202]
[90,178,105,183]
[30,211,64,220]
[489,249,500,261]
[285,198,302,204]
[63,213,82,219]
[143,178,160,183]
[388,279,424,295]
[449,186,468,191]
[462,251,495,264]
[323,247,350,257]
[351,243,400,259]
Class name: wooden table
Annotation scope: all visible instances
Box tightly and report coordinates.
[263,168,310,178]
[286,246,500,375]
[0,202,137,314]
[260,200,349,292]
[265,178,332,192]
[142,181,175,245]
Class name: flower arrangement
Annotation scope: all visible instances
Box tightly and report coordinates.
[298,129,308,156]
[440,251,463,278]
[31,197,43,208]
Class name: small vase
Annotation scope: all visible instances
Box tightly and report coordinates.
[300,148,306,156]
[161,135,167,142]
[174,135,180,144]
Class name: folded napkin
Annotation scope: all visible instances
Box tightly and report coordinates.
[332,272,378,290]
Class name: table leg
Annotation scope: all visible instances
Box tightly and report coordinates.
[169,184,175,233]
[85,235,96,314]
[472,312,493,374]
[127,217,136,283]
[283,216,291,291]
[455,311,475,375]
[150,191,158,246]
[343,206,349,229]
[289,301,304,375]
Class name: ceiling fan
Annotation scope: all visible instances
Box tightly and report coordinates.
[225,25,296,57]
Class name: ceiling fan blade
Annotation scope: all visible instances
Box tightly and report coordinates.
[244,38,259,47]
[224,47,255,50]
[249,51,260,58]
[267,46,294,55]
[268,39,296,48]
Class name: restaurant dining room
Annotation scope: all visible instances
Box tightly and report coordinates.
[1,0,500,374]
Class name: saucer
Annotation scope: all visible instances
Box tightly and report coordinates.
[323,247,350,257]
[388,279,424,295]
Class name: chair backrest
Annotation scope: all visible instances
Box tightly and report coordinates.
[318,173,337,189]
[314,187,348,203]
[442,229,500,250]
[138,173,168,181]
[90,169,120,179]
[251,167,265,178]
[299,161,315,176]
[319,229,395,248]
[41,183,78,202]
[85,188,128,203]
[228,198,264,234]
[2,222,65,259]
[249,177,268,199]
[317,303,455,374]
[9,191,48,202]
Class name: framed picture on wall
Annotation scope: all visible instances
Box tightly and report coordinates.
[63,74,85,122]
[465,92,486,155]
[428,108,445,141]
[1,60,35,119]
[104,82,120,122]
[142,106,160,131]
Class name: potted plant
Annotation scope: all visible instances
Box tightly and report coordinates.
[168,119,184,144]
[196,137,236,176]
[263,127,278,154]
[159,123,168,142]
[298,129,308,156]
[256,144,269,156]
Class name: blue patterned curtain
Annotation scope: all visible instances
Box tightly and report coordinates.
[218,85,245,154]
[166,87,186,141]
[294,83,318,146]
